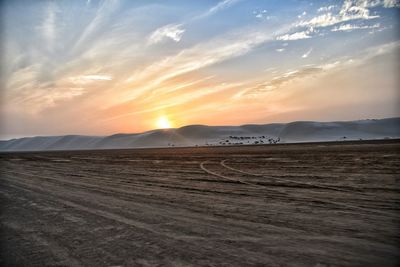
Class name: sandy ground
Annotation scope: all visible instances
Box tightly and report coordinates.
[0,140,399,266]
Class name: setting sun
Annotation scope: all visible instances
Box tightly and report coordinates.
[156,116,172,129]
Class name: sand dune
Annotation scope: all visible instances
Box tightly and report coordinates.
[1,117,399,151]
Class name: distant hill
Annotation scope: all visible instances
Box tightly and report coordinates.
[1,117,399,151]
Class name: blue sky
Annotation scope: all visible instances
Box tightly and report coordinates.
[1,0,399,138]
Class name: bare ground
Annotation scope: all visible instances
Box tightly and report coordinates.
[0,140,399,266]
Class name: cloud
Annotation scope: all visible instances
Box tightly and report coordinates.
[299,0,398,30]
[236,66,338,99]
[7,82,87,113]
[298,0,381,28]
[254,9,268,19]
[201,0,241,18]
[38,1,60,50]
[150,75,215,96]
[276,48,285,52]
[4,1,283,119]
[147,24,185,44]
[238,41,400,98]
[70,75,113,85]
[124,26,287,100]
[255,68,322,92]
[360,40,400,59]
[103,81,242,120]
[72,0,120,52]
[383,0,399,7]
[102,24,293,119]
[277,26,316,41]
[5,65,41,96]
[331,23,381,31]
[302,48,313,58]
[43,3,56,41]
[277,31,311,41]
[362,0,400,8]
[146,0,242,46]
[318,5,336,12]
[297,11,307,19]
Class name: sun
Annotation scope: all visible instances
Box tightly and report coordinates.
[156,116,172,129]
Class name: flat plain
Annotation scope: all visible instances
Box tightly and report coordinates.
[1,140,399,266]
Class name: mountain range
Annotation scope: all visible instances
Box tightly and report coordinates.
[1,117,399,151]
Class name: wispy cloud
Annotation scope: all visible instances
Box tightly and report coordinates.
[298,0,398,29]
[147,0,241,46]
[199,0,241,18]
[70,75,113,85]
[317,5,336,13]
[364,0,400,8]
[236,41,400,98]
[150,75,215,96]
[102,24,294,120]
[383,0,400,8]
[331,23,381,31]
[43,2,56,40]
[254,9,268,19]
[147,24,185,44]
[302,48,313,58]
[237,67,323,98]
[277,31,312,41]
[72,0,120,53]
[297,11,307,19]
[103,81,242,121]
[297,0,379,28]
[123,26,287,101]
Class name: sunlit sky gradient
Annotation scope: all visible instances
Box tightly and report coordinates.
[1,0,399,139]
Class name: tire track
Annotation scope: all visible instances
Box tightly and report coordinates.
[200,160,285,191]
[221,159,354,193]
[1,221,83,267]
[0,168,261,202]
[1,180,300,266]
[3,180,201,242]
[0,171,307,237]
[200,160,399,218]
[220,159,399,197]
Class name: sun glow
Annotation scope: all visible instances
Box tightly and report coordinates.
[156,116,172,129]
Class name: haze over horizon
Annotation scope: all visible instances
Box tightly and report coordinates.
[1,0,399,140]
[0,117,399,141]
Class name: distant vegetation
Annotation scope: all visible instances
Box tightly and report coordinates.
[215,136,281,146]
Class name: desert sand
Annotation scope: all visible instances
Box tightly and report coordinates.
[1,140,399,266]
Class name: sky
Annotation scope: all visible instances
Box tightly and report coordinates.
[0,0,399,139]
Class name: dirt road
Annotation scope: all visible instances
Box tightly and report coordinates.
[1,140,399,266]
